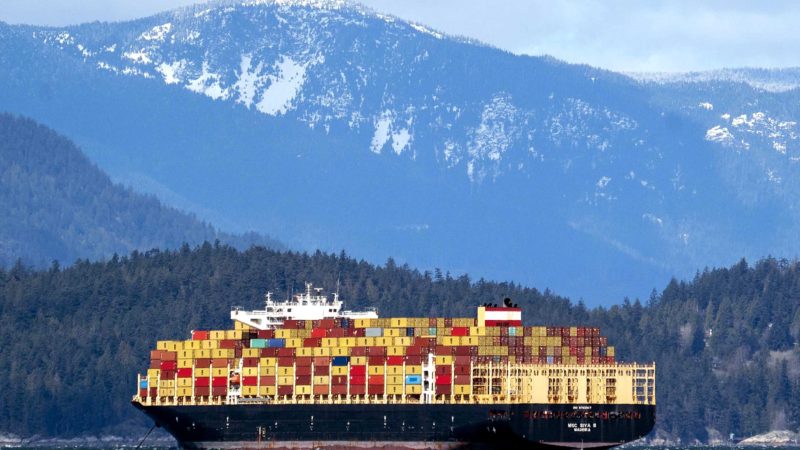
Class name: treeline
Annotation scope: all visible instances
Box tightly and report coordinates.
[0,113,283,268]
[0,244,798,441]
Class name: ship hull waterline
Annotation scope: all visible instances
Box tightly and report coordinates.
[134,402,654,449]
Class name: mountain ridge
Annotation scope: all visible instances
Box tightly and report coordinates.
[1,1,799,304]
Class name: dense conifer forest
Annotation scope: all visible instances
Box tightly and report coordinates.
[0,113,282,267]
[0,244,798,442]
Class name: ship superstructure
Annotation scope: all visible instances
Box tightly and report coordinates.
[133,284,655,449]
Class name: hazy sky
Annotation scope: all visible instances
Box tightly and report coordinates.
[2,0,798,72]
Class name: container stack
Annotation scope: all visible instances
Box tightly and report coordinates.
[139,316,615,402]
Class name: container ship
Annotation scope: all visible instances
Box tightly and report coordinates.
[132,284,655,449]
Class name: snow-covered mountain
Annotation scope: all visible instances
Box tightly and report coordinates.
[1,0,799,304]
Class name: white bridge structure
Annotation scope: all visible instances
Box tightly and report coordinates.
[231,282,378,330]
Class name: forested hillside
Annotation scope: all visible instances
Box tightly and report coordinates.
[0,114,282,267]
[0,244,798,442]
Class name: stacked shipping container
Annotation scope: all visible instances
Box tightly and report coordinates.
[140,317,616,401]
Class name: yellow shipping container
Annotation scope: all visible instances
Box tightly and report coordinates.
[178,378,192,387]
[393,337,412,346]
[242,367,259,376]
[387,346,405,356]
[406,385,422,394]
[212,349,233,359]
[608,346,615,357]
[454,385,471,395]
[296,386,312,395]
[160,388,175,397]
[275,329,293,339]
[322,338,337,347]
[387,385,403,395]
[195,368,210,377]
[368,366,385,375]
[159,379,175,388]
[297,347,313,357]
[242,386,258,396]
[177,387,192,397]
[331,347,349,357]
[351,356,367,365]
[260,357,276,367]
[261,366,276,376]
[277,376,294,385]
[435,355,453,365]
[312,347,331,357]
[194,349,211,359]
[469,327,486,336]
[278,367,294,376]
[259,385,276,396]
[390,318,408,327]
[242,348,259,358]
[314,376,329,385]
[209,330,225,340]
[376,337,391,346]
[386,375,403,385]
[286,338,303,348]
[212,368,227,377]
[443,337,460,346]
[201,340,216,350]
[331,366,348,376]
[147,368,160,378]
[405,365,422,374]
[178,349,192,359]
[387,366,403,375]
[188,340,202,350]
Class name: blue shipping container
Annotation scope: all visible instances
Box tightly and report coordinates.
[250,338,267,348]
[405,375,422,385]
[365,327,383,337]
[267,338,286,348]
[332,356,349,366]
[406,327,415,337]
[546,356,554,364]
[139,380,148,389]
[429,327,437,336]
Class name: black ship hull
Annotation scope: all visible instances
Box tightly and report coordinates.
[134,402,655,449]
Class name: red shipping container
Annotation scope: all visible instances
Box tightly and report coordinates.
[435,384,452,395]
[350,365,366,376]
[177,368,193,378]
[351,347,368,356]
[162,351,177,361]
[314,357,331,366]
[349,375,366,385]
[194,377,210,387]
[243,357,259,367]
[212,376,227,387]
[350,384,366,395]
[192,330,209,340]
[314,385,329,395]
[311,328,327,338]
[282,320,301,329]
[243,376,258,386]
[331,385,348,395]
[278,357,294,367]
[386,356,404,365]
[405,355,422,365]
[192,386,208,396]
[211,386,227,396]
[160,370,175,380]
[149,360,160,369]
[454,346,471,356]
[234,348,243,358]
[304,338,322,347]
[368,375,384,385]
[454,356,471,365]
[296,357,313,367]
[260,348,279,357]
[454,365,470,375]
[314,365,330,376]
[139,388,147,398]
[454,374,471,384]
[436,365,452,375]
[451,327,469,336]
[368,384,384,395]
[194,358,211,367]
[295,376,312,385]
[277,348,295,357]
[368,356,385,366]
[435,345,452,356]
[257,329,275,339]
[296,366,312,376]
[260,376,276,385]
[277,385,293,396]
[219,340,236,349]
[406,346,421,356]
[331,375,347,385]
[368,346,386,356]
[150,350,162,360]
[148,387,158,397]
[435,375,452,385]
[212,358,229,368]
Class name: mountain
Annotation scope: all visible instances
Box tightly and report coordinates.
[0,113,283,266]
[1,0,799,304]
[1,245,798,443]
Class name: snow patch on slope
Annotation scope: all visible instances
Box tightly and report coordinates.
[156,60,186,84]
[233,54,266,108]
[140,23,172,42]
[256,56,309,115]
[370,110,413,155]
[186,61,229,100]
[466,94,520,182]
